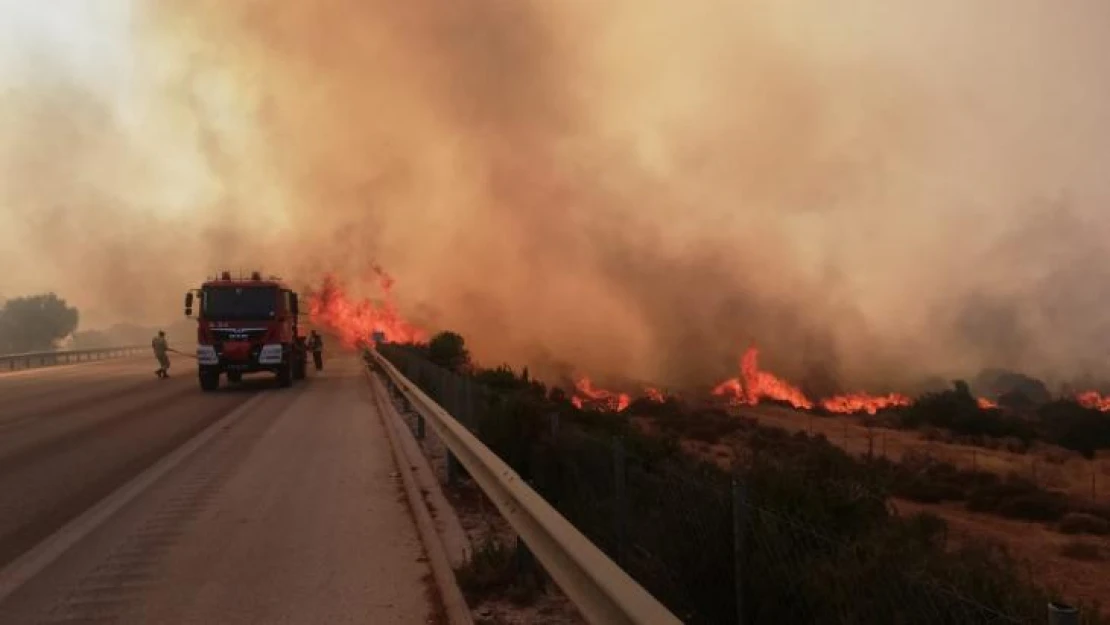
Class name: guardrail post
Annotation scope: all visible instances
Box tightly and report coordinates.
[732,470,748,625]
[612,437,627,567]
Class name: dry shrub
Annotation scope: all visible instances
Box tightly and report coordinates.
[1059,513,1110,536]
[1058,540,1105,561]
[1041,446,1081,465]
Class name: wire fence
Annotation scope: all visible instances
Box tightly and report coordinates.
[372,345,1096,625]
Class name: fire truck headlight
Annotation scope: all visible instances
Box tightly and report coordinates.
[197,345,218,365]
[258,343,284,365]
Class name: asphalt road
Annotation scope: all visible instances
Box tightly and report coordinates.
[0,353,436,624]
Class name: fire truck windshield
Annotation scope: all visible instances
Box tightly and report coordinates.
[202,286,279,320]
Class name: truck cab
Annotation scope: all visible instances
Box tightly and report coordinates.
[185,271,307,391]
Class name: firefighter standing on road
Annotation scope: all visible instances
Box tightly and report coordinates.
[152,330,171,379]
[307,330,323,371]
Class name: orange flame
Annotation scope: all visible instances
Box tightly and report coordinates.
[1076,391,1110,412]
[822,392,913,415]
[977,397,999,410]
[571,377,631,412]
[644,387,666,403]
[306,270,426,348]
[712,346,814,410]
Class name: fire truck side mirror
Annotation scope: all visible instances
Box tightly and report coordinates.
[184,292,194,317]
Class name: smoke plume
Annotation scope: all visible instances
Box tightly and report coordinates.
[2,0,1110,391]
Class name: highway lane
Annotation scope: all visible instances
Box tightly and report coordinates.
[0,356,257,567]
[0,353,437,624]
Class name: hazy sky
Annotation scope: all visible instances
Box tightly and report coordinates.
[2,1,1109,391]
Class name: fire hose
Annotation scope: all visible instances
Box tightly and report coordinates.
[166,348,197,360]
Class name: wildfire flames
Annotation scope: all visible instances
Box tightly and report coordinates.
[977,397,999,410]
[570,377,631,412]
[712,346,814,410]
[306,268,426,348]
[704,345,1020,416]
[569,355,1110,416]
[569,378,668,412]
[1076,391,1110,412]
[822,393,914,415]
[306,266,1110,416]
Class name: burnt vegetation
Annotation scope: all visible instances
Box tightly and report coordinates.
[850,378,1110,460]
[377,332,1107,624]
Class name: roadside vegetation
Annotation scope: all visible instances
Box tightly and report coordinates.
[830,378,1110,460]
[0,292,79,353]
[376,332,1108,625]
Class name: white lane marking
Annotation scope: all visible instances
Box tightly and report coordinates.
[0,392,268,605]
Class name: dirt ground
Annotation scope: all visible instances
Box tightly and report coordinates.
[670,406,1110,617]
[738,404,1110,505]
[892,499,1110,616]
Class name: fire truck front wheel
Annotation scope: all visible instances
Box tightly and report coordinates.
[276,362,293,388]
[199,370,220,392]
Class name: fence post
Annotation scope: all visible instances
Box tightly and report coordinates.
[443,370,459,487]
[612,437,627,567]
[732,469,748,625]
[463,376,475,433]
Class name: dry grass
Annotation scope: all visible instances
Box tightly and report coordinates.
[891,499,1110,615]
[639,411,1110,619]
[446,478,586,625]
[736,404,1110,505]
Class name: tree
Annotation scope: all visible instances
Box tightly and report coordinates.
[427,331,470,372]
[0,293,79,354]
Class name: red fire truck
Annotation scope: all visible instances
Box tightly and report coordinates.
[184,271,307,391]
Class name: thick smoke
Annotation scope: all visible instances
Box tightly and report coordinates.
[2,1,1110,391]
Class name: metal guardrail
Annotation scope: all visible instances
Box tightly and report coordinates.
[367,347,683,625]
[0,346,147,372]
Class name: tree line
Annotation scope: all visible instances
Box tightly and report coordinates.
[0,293,79,354]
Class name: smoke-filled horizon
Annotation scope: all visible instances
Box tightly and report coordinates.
[2,1,1110,392]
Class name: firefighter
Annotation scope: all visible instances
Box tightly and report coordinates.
[307,330,323,371]
[152,330,170,378]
